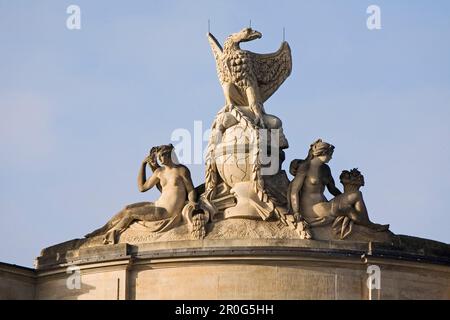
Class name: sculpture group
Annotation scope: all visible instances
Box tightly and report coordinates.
[86,28,389,244]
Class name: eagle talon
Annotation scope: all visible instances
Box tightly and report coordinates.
[250,103,266,128]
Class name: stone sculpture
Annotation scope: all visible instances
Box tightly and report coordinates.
[32,29,450,302]
[288,139,389,239]
[82,28,390,245]
[201,28,311,237]
[85,144,205,244]
[207,27,292,129]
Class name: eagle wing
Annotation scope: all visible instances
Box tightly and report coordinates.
[251,41,292,103]
[207,33,230,85]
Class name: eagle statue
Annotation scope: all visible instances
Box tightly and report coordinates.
[207,27,292,128]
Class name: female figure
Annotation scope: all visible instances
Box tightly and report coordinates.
[86,144,197,244]
[289,139,388,236]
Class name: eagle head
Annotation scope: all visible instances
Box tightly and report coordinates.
[231,28,262,44]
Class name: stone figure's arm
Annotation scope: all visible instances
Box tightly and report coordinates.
[138,160,160,192]
[181,166,197,204]
[290,172,306,216]
[147,147,160,173]
[323,165,342,197]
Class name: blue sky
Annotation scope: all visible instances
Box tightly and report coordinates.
[1,0,449,267]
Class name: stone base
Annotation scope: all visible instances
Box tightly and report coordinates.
[2,219,447,300]
[39,218,395,257]
[28,237,450,300]
[223,182,274,220]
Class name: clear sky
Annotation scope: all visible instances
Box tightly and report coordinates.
[1,0,449,267]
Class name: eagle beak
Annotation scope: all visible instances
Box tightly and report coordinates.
[250,30,262,40]
[237,28,263,43]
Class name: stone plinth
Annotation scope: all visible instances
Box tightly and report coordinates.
[29,236,450,300]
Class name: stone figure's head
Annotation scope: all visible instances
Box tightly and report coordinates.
[230,27,262,44]
[289,139,335,176]
[154,144,175,166]
[308,139,335,164]
[340,168,365,190]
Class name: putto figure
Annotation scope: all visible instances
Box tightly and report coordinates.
[288,139,389,239]
[85,144,198,244]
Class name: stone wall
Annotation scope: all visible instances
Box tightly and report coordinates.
[2,239,449,300]
[0,263,36,300]
[25,239,450,299]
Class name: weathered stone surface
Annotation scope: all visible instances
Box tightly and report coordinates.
[38,218,395,262]
[28,238,450,299]
[2,236,449,300]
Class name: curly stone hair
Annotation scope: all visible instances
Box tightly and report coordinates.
[339,168,365,187]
